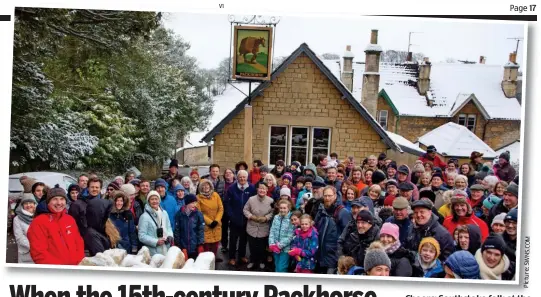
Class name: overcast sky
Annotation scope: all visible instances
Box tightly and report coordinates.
[163,13,526,70]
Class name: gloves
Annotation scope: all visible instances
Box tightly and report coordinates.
[269,244,281,254]
[257,216,267,223]
[167,236,174,246]
[288,248,302,257]
[181,249,188,260]
[209,221,218,228]
[198,245,205,254]
[131,247,138,254]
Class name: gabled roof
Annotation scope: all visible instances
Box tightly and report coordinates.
[448,94,490,119]
[386,131,425,156]
[200,43,402,152]
[417,122,497,158]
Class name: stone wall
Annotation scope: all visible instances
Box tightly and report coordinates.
[451,101,487,139]
[212,110,245,170]
[396,116,448,143]
[376,96,397,133]
[484,120,521,149]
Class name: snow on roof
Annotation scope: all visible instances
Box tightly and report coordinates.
[343,50,355,58]
[496,140,520,165]
[418,122,497,158]
[185,82,256,148]
[387,131,425,154]
[365,44,383,52]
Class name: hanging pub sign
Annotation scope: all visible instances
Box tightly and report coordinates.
[232,25,273,81]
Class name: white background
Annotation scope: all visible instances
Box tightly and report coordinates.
[0,1,538,296]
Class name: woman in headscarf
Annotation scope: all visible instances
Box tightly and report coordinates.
[13,196,37,263]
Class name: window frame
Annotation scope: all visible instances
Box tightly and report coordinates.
[268,125,289,166]
[377,110,388,130]
[458,114,467,126]
[289,126,310,165]
[466,114,476,131]
[311,127,332,164]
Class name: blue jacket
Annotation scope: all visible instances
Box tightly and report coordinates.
[173,184,186,213]
[225,182,256,228]
[445,250,480,279]
[160,185,179,231]
[314,201,352,268]
[173,206,205,255]
[296,189,311,209]
[386,216,412,247]
[414,256,445,278]
[269,212,295,251]
[138,204,174,256]
[109,210,138,254]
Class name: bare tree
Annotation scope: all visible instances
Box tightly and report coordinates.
[321,53,340,60]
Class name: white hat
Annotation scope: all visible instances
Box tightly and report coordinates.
[280,187,291,198]
[147,190,161,201]
[120,183,136,196]
[491,212,507,226]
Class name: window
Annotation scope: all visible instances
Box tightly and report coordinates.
[269,126,287,165]
[290,127,309,165]
[457,114,476,131]
[377,110,388,130]
[63,176,77,190]
[312,128,331,162]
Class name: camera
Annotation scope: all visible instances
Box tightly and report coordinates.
[156,227,163,238]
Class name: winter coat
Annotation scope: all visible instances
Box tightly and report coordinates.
[475,249,513,280]
[352,180,368,193]
[493,163,516,183]
[27,202,85,265]
[503,232,517,262]
[418,153,447,170]
[84,194,112,236]
[12,207,34,263]
[303,164,325,183]
[161,187,179,231]
[248,168,262,186]
[421,185,449,210]
[454,224,482,255]
[109,194,138,253]
[314,201,352,268]
[398,165,420,201]
[325,178,343,195]
[243,195,274,238]
[162,171,184,186]
[225,182,256,228]
[386,216,412,246]
[338,224,380,268]
[488,200,517,225]
[205,176,225,199]
[406,214,455,261]
[388,245,415,277]
[138,203,174,256]
[132,197,144,226]
[412,256,445,278]
[443,214,489,242]
[197,191,224,243]
[291,226,319,271]
[270,167,286,179]
[445,251,480,279]
[269,212,295,251]
[174,206,205,255]
[67,199,87,236]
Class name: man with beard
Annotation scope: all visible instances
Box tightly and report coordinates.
[406,199,454,261]
[338,210,380,272]
[489,183,518,224]
[314,186,352,274]
[303,181,326,219]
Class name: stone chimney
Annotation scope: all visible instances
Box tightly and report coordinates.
[418,57,431,96]
[406,52,413,62]
[479,56,486,64]
[341,45,355,91]
[502,52,520,98]
[361,29,382,118]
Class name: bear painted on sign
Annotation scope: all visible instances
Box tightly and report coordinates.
[239,37,266,64]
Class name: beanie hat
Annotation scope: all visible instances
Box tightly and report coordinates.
[419,190,436,203]
[505,208,518,222]
[292,161,301,168]
[412,162,425,174]
[431,172,444,182]
[482,195,501,210]
[499,151,510,163]
[386,179,398,188]
[190,169,200,178]
[154,178,167,189]
[282,172,293,182]
[184,194,198,205]
[450,189,472,214]
[392,197,409,209]
[147,190,161,202]
[397,165,410,175]
[491,213,507,226]
[46,185,67,204]
[482,235,507,254]
[419,237,441,260]
[357,210,374,225]
[371,170,387,184]
[108,182,121,191]
[504,182,519,197]
[114,176,125,184]
[364,241,392,273]
[379,223,400,242]
[120,183,136,196]
[67,184,81,194]
[387,162,397,171]
[280,187,291,198]
[304,176,314,184]
[169,159,179,168]
[426,145,437,153]
[20,195,37,206]
[259,165,269,173]
[21,177,37,193]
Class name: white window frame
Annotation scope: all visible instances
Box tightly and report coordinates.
[268,125,288,166]
[311,127,332,164]
[458,114,467,126]
[467,114,476,131]
[377,110,388,130]
[289,126,310,165]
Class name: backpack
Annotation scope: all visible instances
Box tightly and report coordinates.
[333,204,345,222]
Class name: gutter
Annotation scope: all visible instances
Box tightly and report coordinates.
[482,119,490,141]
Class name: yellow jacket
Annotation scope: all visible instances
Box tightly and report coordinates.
[197,192,224,243]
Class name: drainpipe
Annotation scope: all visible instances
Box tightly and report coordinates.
[482,119,490,141]
[395,114,400,134]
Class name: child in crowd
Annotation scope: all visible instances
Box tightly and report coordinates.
[290,210,302,229]
[491,213,507,235]
[269,199,296,272]
[297,192,312,213]
[295,177,305,199]
[173,194,205,260]
[296,177,313,205]
[413,237,445,278]
[337,255,363,275]
[289,214,318,273]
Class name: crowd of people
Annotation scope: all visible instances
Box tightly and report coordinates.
[11,146,519,280]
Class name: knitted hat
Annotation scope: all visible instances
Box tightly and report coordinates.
[259,165,269,173]
[470,184,485,191]
[120,183,136,196]
[419,237,441,259]
[387,162,397,170]
[190,169,200,178]
[282,172,293,182]
[397,165,410,175]
[419,190,436,203]
[169,159,179,168]
[378,153,387,161]
[426,145,437,153]
[280,187,291,198]
[392,197,409,209]
[483,195,502,210]
[67,184,80,194]
[499,151,510,162]
[505,208,518,222]
[386,179,398,188]
[108,181,121,191]
[482,235,507,254]
[504,183,519,197]
[364,241,392,273]
[380,223,400,242]
[357,210,374,224]
[412,162,425,174]
[491,213,507,226]
[154,178,167,189]
[20,177,37,193]
[46,185,67,204]
[184,194,198,205]
[411,199,432,211]
[291,161,301,168]
[450,189,472,214]
[398,182,414,191]
[371,170,387,184]
[114,176,125,184]
[431,172,444,181]
[147,190,161,201]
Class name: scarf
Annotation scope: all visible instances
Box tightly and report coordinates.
[296,226,317,239]
[475,249,509,280]
[200,190,211,198]
[416,254,438,272]
[15,207,34,225]
[385,240,401,255]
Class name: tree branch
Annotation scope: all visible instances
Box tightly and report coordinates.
[48,23,109,47]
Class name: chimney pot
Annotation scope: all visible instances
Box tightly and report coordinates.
[406,52,413,62]
[423,57,430,62]
[346,45,351,51]
[370,29,378,44]
[479,56,486,64]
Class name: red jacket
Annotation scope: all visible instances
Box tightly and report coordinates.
[249,168,262,186]
[443,214,489,242]
[418,154,447,170]
[27,207,85,265]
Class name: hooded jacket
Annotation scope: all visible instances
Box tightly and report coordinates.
[201,175,226,199]
[173,205,205,255]
[291,226,319,271]
[13,198,36,263]
[488,200,517,226]
[443,212,489,242]
[412,255,445,278]
[225,182,256,228]
[386,216,412,247]
[397,165,420,201]
[406,214,455,261]
[314,201,352,268]
[338,224,380,269]
[138,203,174,256]
[269,212,295,251]
[454,224,482,255]
[387,244,415,277]
[161,183,179,231]
[445,250,480,279]
[197,180,224,243]
[172,184,186,212]
[493,162,516,183]
[503,232,517,262]
[303,163,325,183]
[27,201,85,265]
[109,192,138,253]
